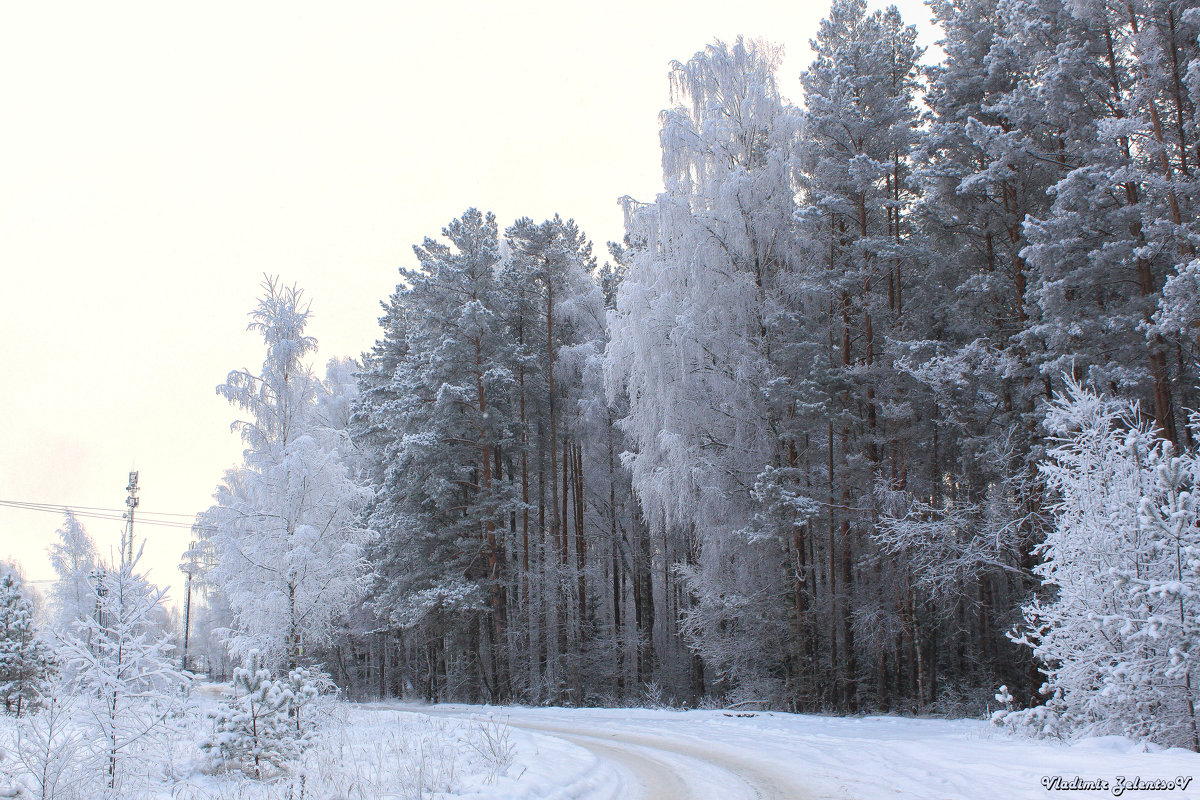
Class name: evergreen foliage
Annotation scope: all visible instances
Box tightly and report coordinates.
[1003,382,1200,749]
[177,0,1200,751]
[0,573,52,717]
[201,653,326,779]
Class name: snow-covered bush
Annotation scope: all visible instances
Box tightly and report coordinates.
[0,745,23,799]
[14,679,84,800]
[460,713,515,783]
[1001,381,1200,749]
[281,665,335,743]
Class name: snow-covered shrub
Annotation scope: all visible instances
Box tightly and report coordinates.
[0,745,24,799]
[461,713,515,783]
[1001,381,1200,749]
[201,654,299,779]
[280,665,335,745]
[926,681,994,718]
[640,680,667,709]
[14,679,84,800]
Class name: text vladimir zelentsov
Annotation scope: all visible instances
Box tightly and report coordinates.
[1041,775,1194,795]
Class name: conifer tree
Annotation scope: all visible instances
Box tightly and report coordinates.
[793,0,924,709]
[362,209,515,699]
[201,652,322,778]
[503,215,608,700]
[0,572,52,717]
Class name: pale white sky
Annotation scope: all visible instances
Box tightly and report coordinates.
[0,0,938,608]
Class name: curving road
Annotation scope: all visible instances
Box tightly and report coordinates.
[417,705,818,800]
[383,701,1200,800]
[509,718,816,800]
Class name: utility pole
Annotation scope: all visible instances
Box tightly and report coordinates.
[180,537,198,673]
[122,470,139,565]
[88,566,107,651]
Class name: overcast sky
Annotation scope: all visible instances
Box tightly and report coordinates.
[0,0,938,608]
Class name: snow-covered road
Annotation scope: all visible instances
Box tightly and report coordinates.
[390,703,1200,800]
[494,716,813,799]
[407,703,813,799]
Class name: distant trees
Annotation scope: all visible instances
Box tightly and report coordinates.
[48,511,98,631]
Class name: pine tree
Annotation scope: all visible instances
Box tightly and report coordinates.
[503,214,608,701]
[878,0,1060,708]
[1008,380,1200,749]
[793,0,925,709]
[0,572,52,717]
[201,652,321,779]
[362,209,515,699]
[1015,0,1200,444]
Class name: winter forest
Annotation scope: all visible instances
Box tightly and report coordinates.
[5,0,1200,795]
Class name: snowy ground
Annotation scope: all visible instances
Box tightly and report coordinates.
[3,695,1199,798]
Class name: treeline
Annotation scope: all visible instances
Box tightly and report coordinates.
[196,0,1200,722]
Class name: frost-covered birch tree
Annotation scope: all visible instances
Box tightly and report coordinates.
[202,277,372,670]
[47,512,98,631]
[606,37,804,700]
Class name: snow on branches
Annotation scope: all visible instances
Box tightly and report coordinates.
[1003,380,1200,750]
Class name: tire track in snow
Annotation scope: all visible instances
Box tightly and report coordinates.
[546,731,691,799]
[485,716,816,800]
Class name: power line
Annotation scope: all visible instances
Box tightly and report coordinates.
[0,499,214,532]
[0,499,198,519]
[1,501,198,518]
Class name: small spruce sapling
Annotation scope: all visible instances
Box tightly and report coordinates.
[202,653,330,779]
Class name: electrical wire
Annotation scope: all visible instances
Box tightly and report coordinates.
[0,498,214,532]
